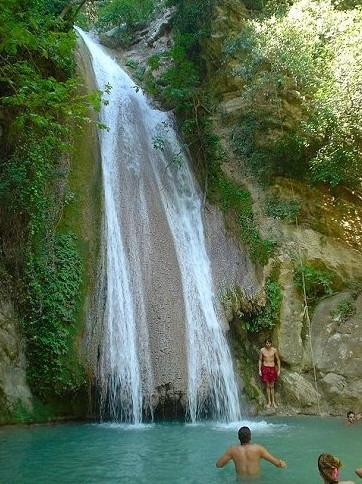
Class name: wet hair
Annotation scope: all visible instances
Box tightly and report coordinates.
[347,410,355,418]
[238,426,251,444]
[318,453,341,483]
[264,338,272,345]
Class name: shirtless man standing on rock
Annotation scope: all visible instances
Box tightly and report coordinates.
[216,426,287,477]
[259,338,281,408]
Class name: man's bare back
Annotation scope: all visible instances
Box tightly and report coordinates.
[216,426,286,477]
[217,443,285,476]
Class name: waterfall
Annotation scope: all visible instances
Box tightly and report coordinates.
[77,28,241,423]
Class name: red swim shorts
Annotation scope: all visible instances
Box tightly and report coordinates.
[261,365,278,383]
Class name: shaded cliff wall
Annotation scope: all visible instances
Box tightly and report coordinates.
[69,39,104,418]
[0,266,32,424]
[0,40,103,424]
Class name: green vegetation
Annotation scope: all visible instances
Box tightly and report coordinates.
[293,263,336,307]
[144,0,214,162]
[96,0,159,45]
[210,176,275,266]
[0,0,103,406]
[227,0,362,189]
[11,400,34,424]
[239,281,282,333]
[331,297,356,325]
[265,194,301,221]
[220,279,282,335]
[142,0,275,266]
[22,234,84,396]
[329,281,362,324]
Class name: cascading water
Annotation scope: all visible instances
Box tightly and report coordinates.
[77,28,241,423]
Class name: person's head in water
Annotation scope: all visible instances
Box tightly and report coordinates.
[238,426,251,445]
[318,453,341,483]
[347,411,356,423]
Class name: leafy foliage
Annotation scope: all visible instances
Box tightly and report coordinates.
[294,263,336,306]
[330,297,356,325]
[243,0,293,14]
[239,281,282,333]
[332,0,361,9]
[171,0,214,56]
[0,0,101,400]
[96,0,156,44]
[227,0,362,188]
[22,234,84,397]
[145,0,213,117]
[265,194,301,220]
[211,176,275,266]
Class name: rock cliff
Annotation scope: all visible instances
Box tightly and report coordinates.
[115,0,362,415]
[203,0,362,415]
[0,264,32,423]
[0,0,361,422]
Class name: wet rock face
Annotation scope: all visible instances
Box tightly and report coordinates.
[270,292,362,415]
[0,271,32,423]
[204,202,261,304]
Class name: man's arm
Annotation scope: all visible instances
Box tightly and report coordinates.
[260,446,286,468]
[259,350,263,376]
[275,349,281,375]
[216,448,233,468]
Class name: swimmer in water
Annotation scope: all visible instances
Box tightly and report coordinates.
[216,426,286,477]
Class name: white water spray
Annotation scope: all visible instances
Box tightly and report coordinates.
[77,28,241,423]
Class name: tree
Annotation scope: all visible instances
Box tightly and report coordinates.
[227,0,362,188]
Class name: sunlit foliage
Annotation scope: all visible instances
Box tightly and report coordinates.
[95,0,156,44]
[228,0,362,188]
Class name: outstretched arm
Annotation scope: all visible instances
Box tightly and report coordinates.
[216,448,232,468]
[260,447,286,468]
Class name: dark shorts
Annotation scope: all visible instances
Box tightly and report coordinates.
[261,365,277,383]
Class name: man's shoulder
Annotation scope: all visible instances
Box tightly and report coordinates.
[251,443,272,455]
[248,443,266,453]
[261,346,277,352]
[228,445,241,453]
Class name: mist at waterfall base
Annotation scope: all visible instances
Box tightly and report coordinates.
[1,416,361,484]
[77,28,241,424]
